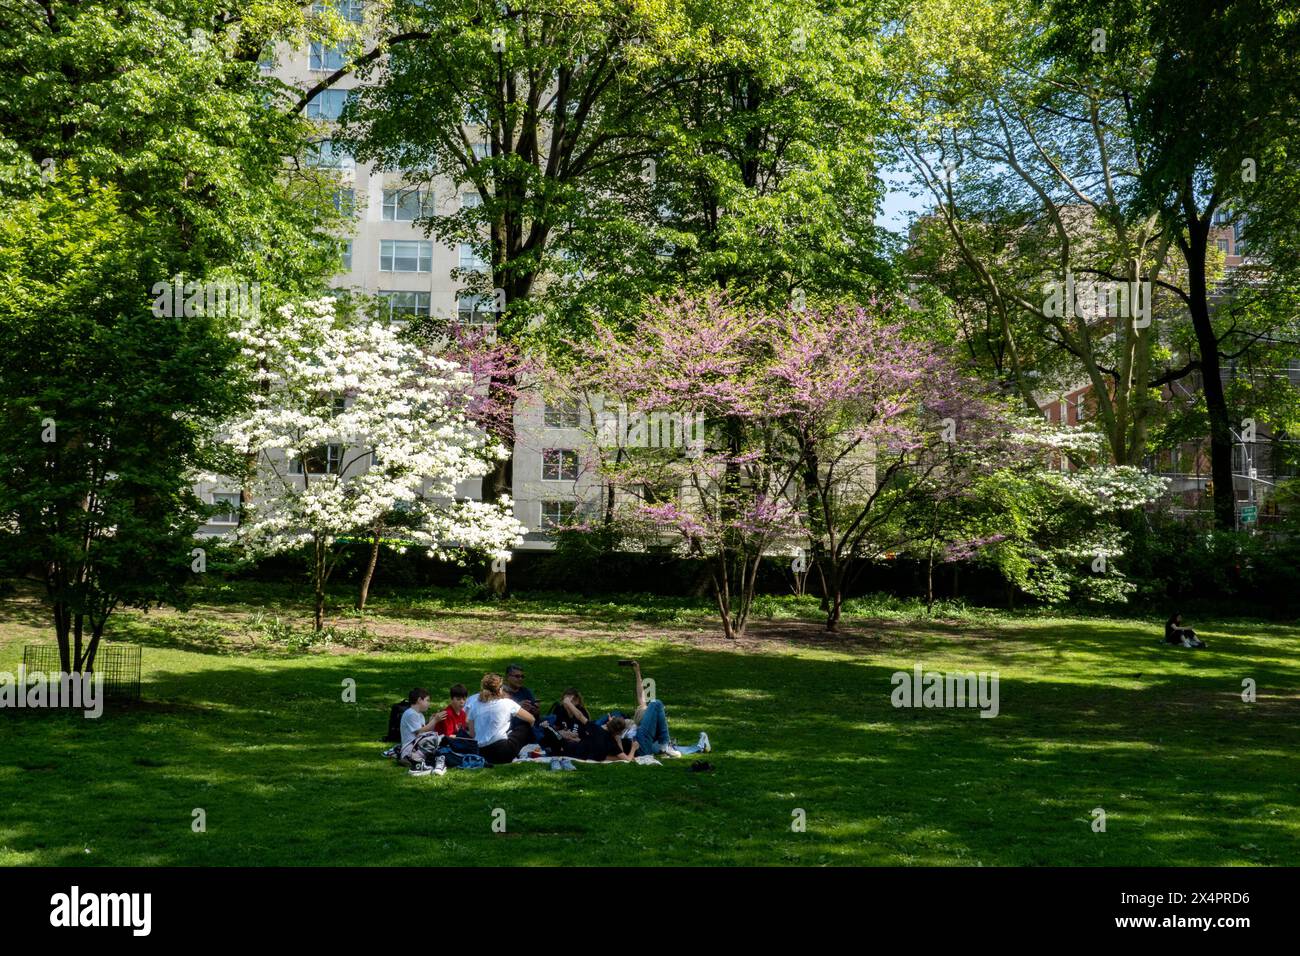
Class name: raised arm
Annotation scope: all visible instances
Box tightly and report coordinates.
[563,697,588,724]
[632,661,647,711]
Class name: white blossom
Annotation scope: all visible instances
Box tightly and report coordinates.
[221,297,526,561]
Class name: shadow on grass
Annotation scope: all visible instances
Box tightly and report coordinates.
[1,623,1297,867]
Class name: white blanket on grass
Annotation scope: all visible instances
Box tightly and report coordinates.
[510,744,662,766]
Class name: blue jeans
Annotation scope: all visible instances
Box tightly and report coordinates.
[635,700,669,757]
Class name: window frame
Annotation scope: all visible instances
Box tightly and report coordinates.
[541,448,580,482]
[289,443,344,476]
[543,398,581,429]
[381,186,431,222]
[379,289,431,319]
[379,239,433,273]
[540,500,576,529]
[210,492,241,525]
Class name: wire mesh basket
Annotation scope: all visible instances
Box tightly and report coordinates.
[21,644,142,701]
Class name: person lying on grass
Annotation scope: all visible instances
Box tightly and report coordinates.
[590,660,712,759]
[399,688,444,775]
[545,714,626,762]
[464,672,536,765]
[1165,612,1207,649]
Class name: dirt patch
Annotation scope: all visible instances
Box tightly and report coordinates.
[0,579,1001,660]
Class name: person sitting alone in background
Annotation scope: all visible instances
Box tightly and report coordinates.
[1165,612,1206,649]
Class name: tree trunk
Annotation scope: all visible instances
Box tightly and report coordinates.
[816,550,845,631]
[1179,188,1235,530]
[483,434,513,596]
[313,536,326,632]
[711,565,736,640]
[357,525,382,611]
[926,546,936,614]
[826,593,843,632]
[53,603,72,673]
[82,618,106,674]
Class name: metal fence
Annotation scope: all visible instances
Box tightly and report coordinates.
[21,644,142,701]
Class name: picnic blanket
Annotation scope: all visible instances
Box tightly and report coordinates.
[511,744,662,766]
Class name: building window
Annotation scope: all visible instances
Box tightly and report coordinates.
[309,42,347,71]
[306,140,353,170]
[313,0,364,23]
[460,191,483,209]
[542,449,580,481]
[332,187,355,216]
[458,243,487,272]
[540,500,575,529]
[1074,392,1087,423]
[210,493,241,525]
[307,89,351,121]
[290,443,343,475]
[380,240,432,273]
[471,142,489,161]
[544,398,581,428]
[380,290,431,319]
[339,239,353,271]
[456,292,497,325]
[1216,238,1230,254]
[382,187,430,221]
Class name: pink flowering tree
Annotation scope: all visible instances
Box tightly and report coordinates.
[576,292,804,640]
[764,302,1015,630]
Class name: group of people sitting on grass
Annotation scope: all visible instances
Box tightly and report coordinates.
[394,660,711,776]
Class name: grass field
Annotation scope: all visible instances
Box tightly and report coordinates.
[1,581,1296,866]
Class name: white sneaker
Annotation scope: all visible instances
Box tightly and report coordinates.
[659,743,682,758]
[697,732,711,753]
[433,756,447,776]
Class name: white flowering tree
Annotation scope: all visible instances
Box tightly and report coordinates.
[224,298,526,630]
[914,419,1170,607]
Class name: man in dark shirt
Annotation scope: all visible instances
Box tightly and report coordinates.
[503,664,537,707]
[504,663,541,740]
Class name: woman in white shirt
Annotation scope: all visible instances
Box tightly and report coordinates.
[465,672,536,764]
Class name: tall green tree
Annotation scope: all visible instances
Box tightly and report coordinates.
[340,0,709,590]
[0,177,244,672]
[0,1,345,668]
[1040,0,1300,527]
[886,0,1197,468]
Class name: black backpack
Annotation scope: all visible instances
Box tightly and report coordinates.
[383,700,411,743]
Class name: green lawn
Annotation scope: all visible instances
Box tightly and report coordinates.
[1,582,1296,866]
